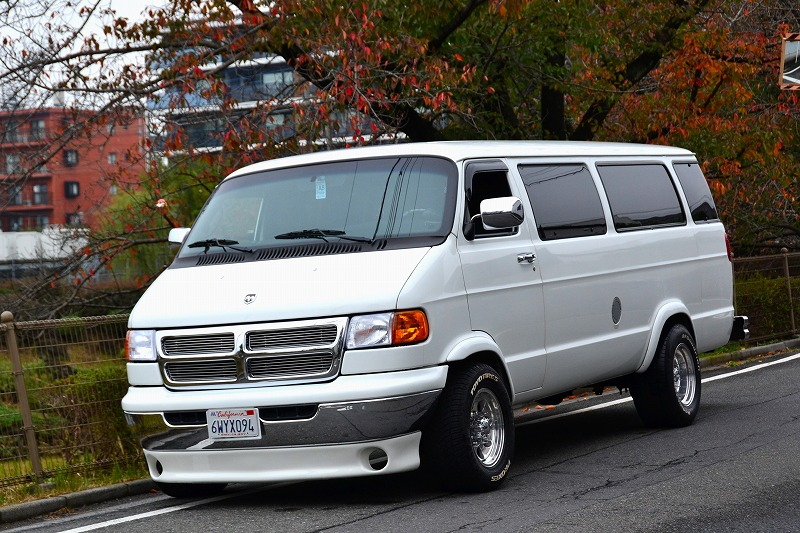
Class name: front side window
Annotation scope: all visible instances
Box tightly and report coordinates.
[597,164,685,231]
[519,164,606,240]
[178,156,457,259]
[464,163,515,238]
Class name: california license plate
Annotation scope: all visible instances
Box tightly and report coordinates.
[207,408,261,440]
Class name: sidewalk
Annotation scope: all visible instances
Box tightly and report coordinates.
[2,338,799,525]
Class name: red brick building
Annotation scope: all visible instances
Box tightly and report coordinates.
[0,107,144,232]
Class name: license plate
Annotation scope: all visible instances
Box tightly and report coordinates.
[207,408,261,440]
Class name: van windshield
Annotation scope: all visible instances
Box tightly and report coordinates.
[179,156,457,258]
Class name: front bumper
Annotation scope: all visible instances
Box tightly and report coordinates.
[143,433,423,484]
[123,366,446,483]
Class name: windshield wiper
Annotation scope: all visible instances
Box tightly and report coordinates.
[187,238,254,254]
[274,229,372,243]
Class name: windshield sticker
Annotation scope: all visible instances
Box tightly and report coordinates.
[315,176,327,200]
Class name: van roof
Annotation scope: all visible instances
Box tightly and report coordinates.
[227,140,695,179]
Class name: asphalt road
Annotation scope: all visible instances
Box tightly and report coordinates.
[4,352,800,533]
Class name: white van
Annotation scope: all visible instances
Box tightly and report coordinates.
[122,141,748,497]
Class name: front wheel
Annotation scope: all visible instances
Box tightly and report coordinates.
[422,363,514,492]
[631,324,701,428]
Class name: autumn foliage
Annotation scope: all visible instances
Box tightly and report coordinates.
[0,0,798,317]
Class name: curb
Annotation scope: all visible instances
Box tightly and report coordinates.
[699,337,800,369]
[0,479,155,524]
[2,339,799,525]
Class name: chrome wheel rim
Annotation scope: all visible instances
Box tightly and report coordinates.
[469,388,505,468]
[673,344,697,408]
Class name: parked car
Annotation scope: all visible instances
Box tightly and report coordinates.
[122,141,747,497]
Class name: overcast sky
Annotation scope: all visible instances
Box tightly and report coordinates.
[109,0,165,23]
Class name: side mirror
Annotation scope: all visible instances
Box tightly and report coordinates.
[168,227,190,245]
[480,196,524,229]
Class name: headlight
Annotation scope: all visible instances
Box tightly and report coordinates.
[126,329,157,361]
[346,310,429,349]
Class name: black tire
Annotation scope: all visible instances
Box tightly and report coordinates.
[631,324,701,428]
[422,363,514,492]
[156,481,227,498]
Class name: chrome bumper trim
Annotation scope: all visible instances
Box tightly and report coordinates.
[129,389,440,451]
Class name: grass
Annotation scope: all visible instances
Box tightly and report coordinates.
[0,460,149,507]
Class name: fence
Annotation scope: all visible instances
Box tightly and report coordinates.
[0,312,147,491]
[732,251,800,341]
[0,252,798,492]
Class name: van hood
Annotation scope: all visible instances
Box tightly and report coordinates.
[128,247,431,329]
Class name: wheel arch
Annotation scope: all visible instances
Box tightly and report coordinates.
[636,303,695,374]
[444,333,513,397]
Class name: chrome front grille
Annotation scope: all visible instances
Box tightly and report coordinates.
[247,352,334,379]
[158,318,346,387]
[247,325,338,350]
[162,333,235,356]
[164,359,238,383]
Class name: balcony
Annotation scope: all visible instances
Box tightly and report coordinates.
[2,191,53,210]
[1,132,47,146]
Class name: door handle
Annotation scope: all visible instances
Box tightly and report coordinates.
[517,252,536,264]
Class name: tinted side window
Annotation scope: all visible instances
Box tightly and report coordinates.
[518,164,606,240]
[597,164,685,231]
[672,162,719,223]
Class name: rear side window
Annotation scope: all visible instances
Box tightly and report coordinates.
[518,164,606,240]
[672,162,719,223]
[597,164,685,231]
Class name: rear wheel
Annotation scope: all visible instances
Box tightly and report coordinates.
[422,363,514,492]
[156,481,227,498]
[631,324,701,428]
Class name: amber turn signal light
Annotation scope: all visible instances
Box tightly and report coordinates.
[392,310,429,345]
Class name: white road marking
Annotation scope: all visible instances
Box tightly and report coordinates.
[517,352,800,427]
[54,352,800,532]
[55,484,277,533]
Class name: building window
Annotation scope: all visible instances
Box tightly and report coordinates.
[3,185,22,206]
[108,152,117,165]
[5,154,21,174]
[262,70,293,96]
[34,215,49,229]
[66,212,84,226]
[30,119,45,140]
[109,184,118,196]
[7,216,22,232]
[65,181,80,199]
[64,149,79,167]
[32,184,48,204]
[4,123,20,143]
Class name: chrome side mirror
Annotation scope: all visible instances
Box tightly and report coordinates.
[479,196,524,229]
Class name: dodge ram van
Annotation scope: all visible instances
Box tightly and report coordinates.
[122,141,748,496]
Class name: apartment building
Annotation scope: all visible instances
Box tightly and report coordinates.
[0,107,144,232]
